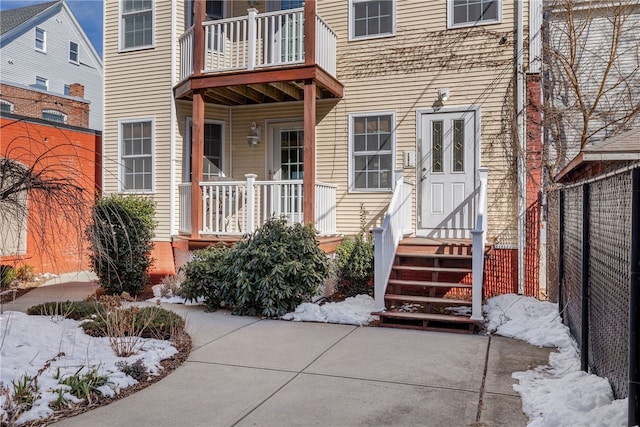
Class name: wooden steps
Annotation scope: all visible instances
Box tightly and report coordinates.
[373,238,487,333]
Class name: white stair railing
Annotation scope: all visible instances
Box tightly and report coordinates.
[372,172,414,312]
[470,167,489,321]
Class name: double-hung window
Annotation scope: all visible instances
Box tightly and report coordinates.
[34,76,48,90]
[448,0,501,28]
[350,112,395,191]
[35,27,46,51]
[121,0,153,50]
[121,120,153,192]
[349,0,395,41]
[69,41,79,63]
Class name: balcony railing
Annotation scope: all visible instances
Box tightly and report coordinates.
[179,8,337,81]
[178,174,337,236]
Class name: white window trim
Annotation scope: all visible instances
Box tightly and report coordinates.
[69,40,79,64]
[0,100,15,113]
[118,118,155,193]
[35,27,46,52]
[348,111,396,193]
[119,0,155,52]
[42,110,68,124]
[184,117,226,182]
[348,0,396,42]
[447,0,502,29]
[35,76,49,90]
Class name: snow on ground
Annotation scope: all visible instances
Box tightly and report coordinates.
[0,311,177,425]
[282,294,378,326]
[485,294,627,427]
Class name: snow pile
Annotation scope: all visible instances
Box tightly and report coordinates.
[0,311,177,425]
[282,295,378,326]
[148,284,203,305]
[485,294,627,427]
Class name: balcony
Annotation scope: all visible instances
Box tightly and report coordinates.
[179,174,337,236]
[176,7,342,105]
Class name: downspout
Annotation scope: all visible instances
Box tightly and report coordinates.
[169,0,177,236]
[516,0,526,294]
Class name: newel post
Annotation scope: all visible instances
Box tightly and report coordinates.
[247,8,257,70]
[373,227,385,312]
[246,174,257,233]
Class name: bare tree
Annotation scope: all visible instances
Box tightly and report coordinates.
[543,0,640,175]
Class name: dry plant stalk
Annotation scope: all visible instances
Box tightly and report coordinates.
[95,296,156,357]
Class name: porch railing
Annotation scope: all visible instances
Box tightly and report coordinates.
[470,167,489,321]
[372,172,414,312]
[178,174,337,236]
[179,8,337,81]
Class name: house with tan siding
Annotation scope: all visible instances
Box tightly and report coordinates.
[103,0,543,329]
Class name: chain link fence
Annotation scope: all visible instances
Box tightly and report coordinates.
[546,165,637,399]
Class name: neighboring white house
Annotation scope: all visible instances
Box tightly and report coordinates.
[0,0,103,130]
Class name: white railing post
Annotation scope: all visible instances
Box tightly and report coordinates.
[471,167,489,321]
[246,174,257,233]
[373,227,386,312]
[247,8,257,70]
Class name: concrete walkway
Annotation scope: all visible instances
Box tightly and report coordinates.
[6,278,552,427]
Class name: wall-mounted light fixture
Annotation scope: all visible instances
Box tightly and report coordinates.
[438,88,450,102]
[247,122,261,147]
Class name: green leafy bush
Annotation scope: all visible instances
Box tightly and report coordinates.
[27,301,105,320]
[334,205,374,297]
[180,244,229,311]
[116,358,148,381]
[220,218,329,317]
[0,265,17,290]
[81,306,185,341]
[16,264,35,282]
[87,194,156,295]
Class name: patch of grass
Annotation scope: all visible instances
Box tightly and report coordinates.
[27,301,105,321]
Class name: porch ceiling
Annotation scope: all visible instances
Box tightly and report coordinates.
[174,65,343,106]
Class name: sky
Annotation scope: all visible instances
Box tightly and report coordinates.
[0,0,104,57]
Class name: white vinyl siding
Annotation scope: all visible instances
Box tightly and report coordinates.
[69,41,79,64]
[120,119,154,192]
[121,0,154,50]
[448,0,502,28]
[35,27,46,52]
[349,0,395,40]
[349,112,395,191]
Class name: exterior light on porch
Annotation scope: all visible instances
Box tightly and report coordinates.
[438,88,450,102]
[247,121,261,147]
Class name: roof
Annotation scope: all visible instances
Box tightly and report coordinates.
[555,128,640,182]
[0,1,59,36]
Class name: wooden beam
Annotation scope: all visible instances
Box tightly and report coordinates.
[203,90,233,105]
[248,83,284,102]
[303,80,316,225]
[193,0,205,76]
[268,82,303,100]
[191,90,205,238]
[212,87,246,105]
[227,85,264,103]
[304,2,316,67]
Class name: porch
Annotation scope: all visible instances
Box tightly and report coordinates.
[178,174,337,237]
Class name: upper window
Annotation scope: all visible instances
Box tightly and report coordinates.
[120,120,153,192]
[350,112,395,191]
[349,0,395,40]
[34,76,48,90]
[121,0,154,50]
[35,27,46,51]
[64,84,71,96]
[0,100,14,114]
[448,0,501,28]
[188,0,224,27]
[69,41,79,63]
[42,110,67,124]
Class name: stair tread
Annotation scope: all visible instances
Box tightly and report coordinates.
[387,279,473,288]
[384,294,472,305]
[396,252,473,259]
[373,311,478,323]
[392,265,473,273]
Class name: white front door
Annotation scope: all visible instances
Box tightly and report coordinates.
[419,111,477,238]
[271,123,304,222]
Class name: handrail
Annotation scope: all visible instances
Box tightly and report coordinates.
[372,172,414,312]
[470,167,489,321]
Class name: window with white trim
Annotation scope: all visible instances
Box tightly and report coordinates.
[349,0,395,40]
[121,0,153,50]
[0,100,14,114]
[34,76,48,90]
[42,110,67,124]
[35,27,46,51]
[448,0,501,28]
[69,41,79,63]
[121,120,153,192]
[350,112,395,191]
[64,84,71,96]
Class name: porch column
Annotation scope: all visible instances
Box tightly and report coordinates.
[190,90,205,238]
[193,0,205,76]
[303,81,316,225]
[304,1,316,66]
